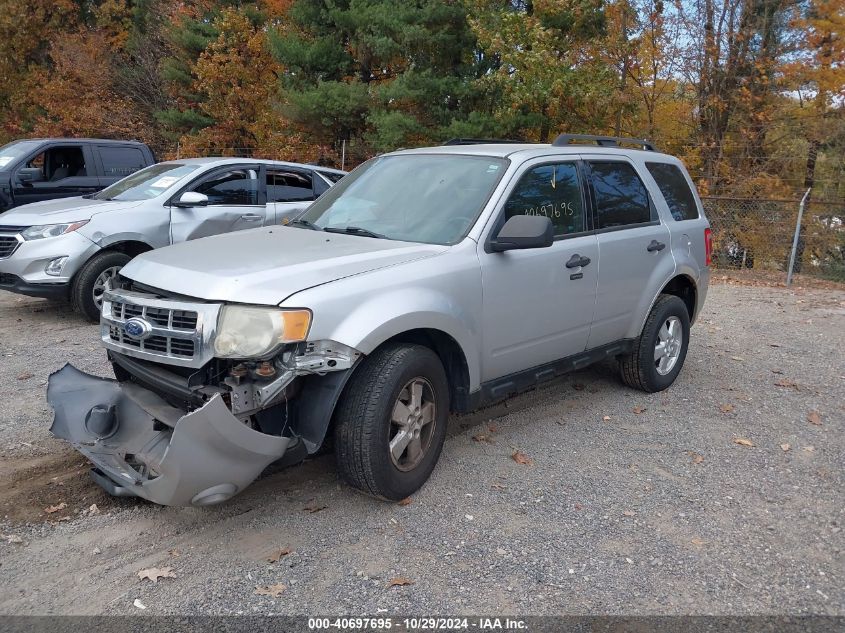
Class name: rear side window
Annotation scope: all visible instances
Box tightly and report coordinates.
[589,162,652,229]
[267,170,314,203]
[503,162,585,236]
[646,162,699,221]
[99,147,146,178]
[318,170,345,183]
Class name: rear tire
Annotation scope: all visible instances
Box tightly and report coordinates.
[620,294,690,393]
[71,251,130,322]
[333,343,449,500]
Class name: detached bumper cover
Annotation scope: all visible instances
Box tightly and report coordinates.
[47,364,292,506]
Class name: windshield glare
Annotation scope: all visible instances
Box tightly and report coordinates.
[0,140,42,168]
[298,154,508,245]
[93,163,200,202]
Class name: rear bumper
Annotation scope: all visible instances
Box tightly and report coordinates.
[0,273,69,300]
[47,364,293,506]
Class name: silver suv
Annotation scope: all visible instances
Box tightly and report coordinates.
[0,158,344,320]
[47,136,711,506]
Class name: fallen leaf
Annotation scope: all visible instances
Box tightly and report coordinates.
[303,501,327,514]
[491,482,507,491]
[803,446,815,452]
[2,534,24,544]
[685,451,705,464]
[690,537,707,546]
[254,583,287,597]
[769,343,781,348]
[572,383,585,391]
[487,424,499,433]
[168,549,181,558]
[774,378,798,388]
[397,497,412,506]
[602,415,612,422]
[731,356,745,362]
[44,502,66,514]
[719,403,735,414]
[632,406,647,414]
[16,372,34,380]
[133,599,147,610]
[780,443,791,452]
[622,510,636,517]
[387,577,414,588]
[266,547,293,563]
[511,451,533,465]
[574,503,584,510]
[771,368,784,374]
[472,433,494,444]
[138,567,176,583]
[87,504,100,515]
[733,438,754,447]
[807,410,822,426]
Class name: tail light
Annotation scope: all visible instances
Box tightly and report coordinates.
[704,228,713,266]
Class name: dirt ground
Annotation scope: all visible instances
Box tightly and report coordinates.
[0,276,842,616]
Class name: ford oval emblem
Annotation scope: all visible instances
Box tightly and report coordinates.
[124,317,152,340]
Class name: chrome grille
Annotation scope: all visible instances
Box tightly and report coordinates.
[101,288,220,368]
[0,234,22,259]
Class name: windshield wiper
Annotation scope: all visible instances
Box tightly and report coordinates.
[324,226,386,239]
[288,218,323,231]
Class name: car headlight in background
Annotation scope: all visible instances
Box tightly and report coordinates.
[21,220,89,241]
[213,306,311,359]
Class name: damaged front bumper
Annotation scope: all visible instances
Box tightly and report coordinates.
[47,364,293,506]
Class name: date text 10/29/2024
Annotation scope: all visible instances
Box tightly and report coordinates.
[307,617,528,631]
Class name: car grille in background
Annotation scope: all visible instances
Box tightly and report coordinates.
[107,300,199,359]
[0,235,20,259]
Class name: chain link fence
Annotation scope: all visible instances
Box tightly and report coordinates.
[702,197,845,282]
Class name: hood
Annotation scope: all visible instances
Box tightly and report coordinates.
[121,226,448,305]
[0,197,143,227]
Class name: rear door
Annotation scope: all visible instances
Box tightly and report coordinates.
[478,158,598,382]
[96,145,149,186]
[266,167,318,224]
[583,157,673,348]
[169,165,266,242]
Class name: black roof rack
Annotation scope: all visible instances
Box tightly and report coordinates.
[443,138,527,146]
[552,134,657,152]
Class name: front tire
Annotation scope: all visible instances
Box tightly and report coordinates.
[333,343,449,500]
[71,251,130,322]
[620,294,690,393]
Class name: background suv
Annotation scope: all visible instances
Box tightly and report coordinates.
[47,135,711,506]
[0,157,345,320]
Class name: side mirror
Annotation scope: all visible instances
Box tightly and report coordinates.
[173,191,209,208]
[490,215,554,252]
[17,167,42,184]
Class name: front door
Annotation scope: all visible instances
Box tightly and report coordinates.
[479,159,598,382]
[12,144,100,206]
[169,166,266,243]
[583,158,672,348]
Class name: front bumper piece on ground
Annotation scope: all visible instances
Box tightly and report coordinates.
[47,364,292,506]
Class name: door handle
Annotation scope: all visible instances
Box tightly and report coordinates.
[565,254,591,268]
[240,213,262,221]
[647,240,666,252]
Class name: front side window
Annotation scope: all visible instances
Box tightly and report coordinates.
[193,169,259,205]
[94,163,199,201]
[503,162,585,236]
[589,162,652,229]
[297,154,508,245]
[646,162,699,221]
[22,146,87,182]
[267,169,313,203]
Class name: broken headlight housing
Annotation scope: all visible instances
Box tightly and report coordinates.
[213,306,311,359]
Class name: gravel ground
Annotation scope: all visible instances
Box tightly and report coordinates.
[0,280,842,616]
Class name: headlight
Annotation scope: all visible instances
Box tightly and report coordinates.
[213,306,311,359]
[21,220,89,241]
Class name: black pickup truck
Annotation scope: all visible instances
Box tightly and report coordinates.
[0,138,155,214]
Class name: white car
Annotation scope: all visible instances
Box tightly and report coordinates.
[0,157,345,319]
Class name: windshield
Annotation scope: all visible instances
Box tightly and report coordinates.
[93,163,200,202]
[297,154,508,245]
[0,140,42,169]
